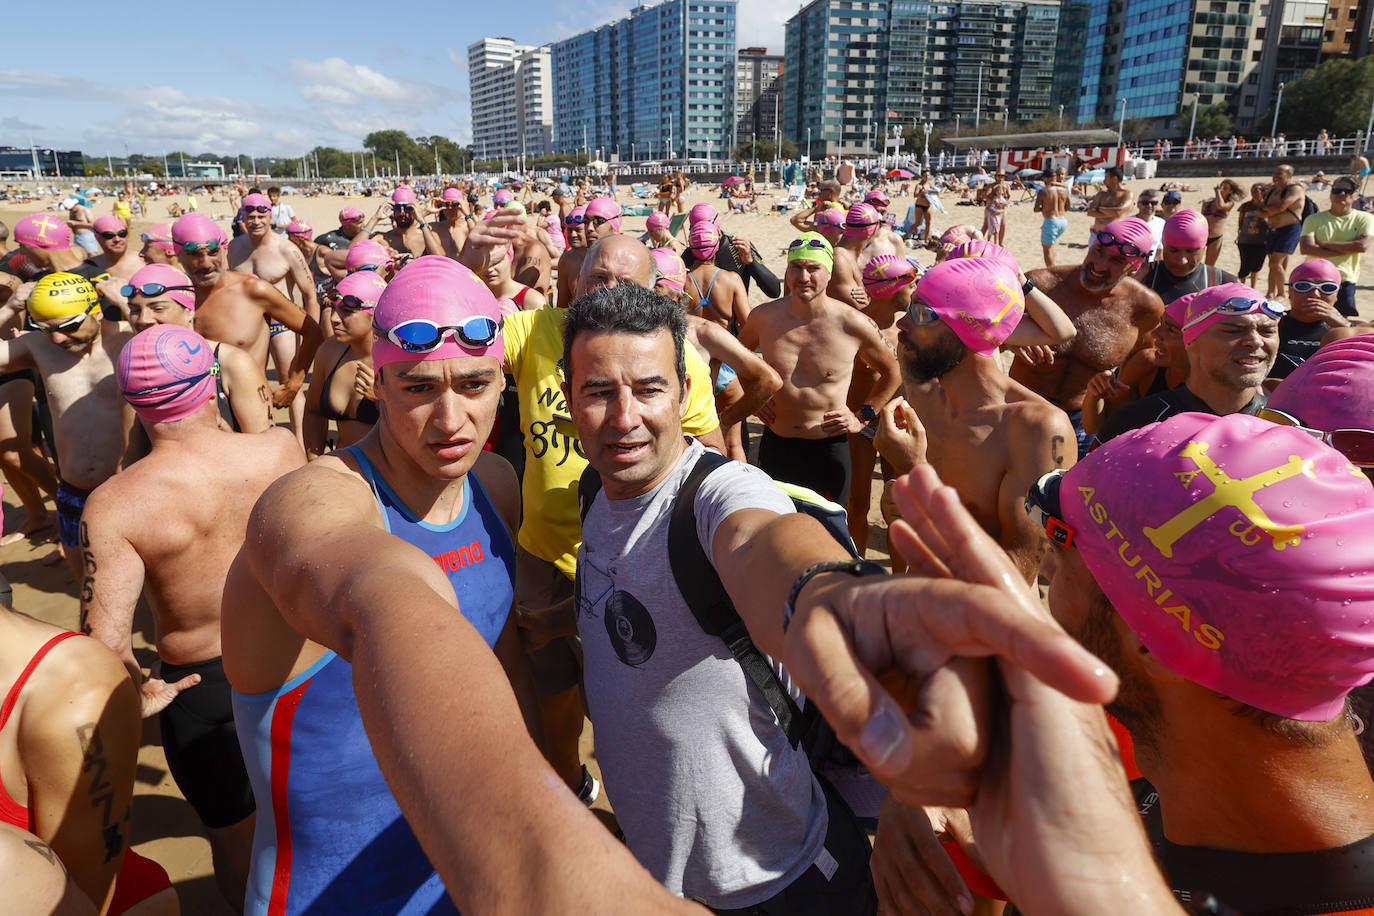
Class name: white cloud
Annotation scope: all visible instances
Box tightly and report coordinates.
[736,5,790,53]
[301,84,359,106]
[288,57,448,108]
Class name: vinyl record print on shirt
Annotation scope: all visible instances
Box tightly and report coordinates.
[604,589,656,667]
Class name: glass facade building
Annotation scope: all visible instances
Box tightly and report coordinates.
[0,147,84,177]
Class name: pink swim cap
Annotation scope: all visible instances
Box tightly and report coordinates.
[1164,289,1197,327]
[1094,217,1154,266]
[689,203,718,225]
[493,189,514,206]
[949,238,1018,268]
[93,214,126,235]
[339,206,365,223]
[646,211,670,230]
[844,203,881,239]
[142,221,175,254]
[1060,411,1374,721]
[334,270,388,307]
[1289,258,1343,284]
[815,207,845,230]
[441,187,463,202]
[939,230,969,249]
[915,256,1025,356]
[372,256,505,370]
[127,263,196,312]
[1162,209,1208,249]
[172,213,226,251]
[14,213,72,251]
[346,239,393,273]
[569,205,587,224]
[391,186,417,205]
[865,189,890,207]
[652,248,688,295]
[117,325,217,424]
[688,222,721,260]
[1268,335,1374,442]
[584,197,622,232]
[862,254,919,298]
[1179,282,1284,346]
[241,192,271,209]
[286,220,313,239]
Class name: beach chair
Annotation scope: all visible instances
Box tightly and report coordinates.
[773,184,805,212]
[668,212,689,240]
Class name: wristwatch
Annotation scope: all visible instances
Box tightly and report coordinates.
[1022,275,1037,295]
[783,559,887,632]
[859,404,879,426]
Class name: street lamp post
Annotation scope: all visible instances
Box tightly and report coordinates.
[955,113,960,137]
[1272,82,1285,137]
[1058,105,1064,130]
[974,63,983,129]
[922,122,932,172]
[1117,98,1127,148]
[1188,95,1199,148]
[806,127,811,161]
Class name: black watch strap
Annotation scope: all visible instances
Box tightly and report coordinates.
[1022,275,1036,294]
[783,559,886,632]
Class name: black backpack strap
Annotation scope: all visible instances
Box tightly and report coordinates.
[578,464,603,523]
[667,450,807,747]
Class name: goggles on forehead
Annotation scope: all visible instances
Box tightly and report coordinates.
[333,295,376,312]
[1025,469,1077,546]
[1181,296,1287,331]
[788,237,830,253]
[121,282,195,299]
[374,316,502,354]
[1091,229,1147,261]
[242,205,271,215]
[1257,407,1374,467]
[1289,279,1341,295]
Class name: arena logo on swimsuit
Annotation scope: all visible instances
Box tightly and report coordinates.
[432,540,485,573]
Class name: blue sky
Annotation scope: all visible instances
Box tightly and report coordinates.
[1,1,787,158]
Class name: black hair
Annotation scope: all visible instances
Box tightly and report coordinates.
[1105,167,1124,181]
[267,186,281,195]
[562,284,687,394]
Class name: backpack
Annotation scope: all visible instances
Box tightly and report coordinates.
[576,449,863,764]
[1302,194,1320,222]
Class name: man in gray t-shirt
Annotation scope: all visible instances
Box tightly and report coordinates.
[561,283,878,913]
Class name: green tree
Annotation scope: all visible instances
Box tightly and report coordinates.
[1191,103,1234,138]
[731,139,797,160]
[270,158,302,179]
[364,130,424,175]
[1262,56,1374,136]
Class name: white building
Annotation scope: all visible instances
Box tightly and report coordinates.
[468,38,554,161]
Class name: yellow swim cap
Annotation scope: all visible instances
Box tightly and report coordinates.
[28,272,99,321]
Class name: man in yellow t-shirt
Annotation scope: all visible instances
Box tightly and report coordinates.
[1299,174,1374,317]
[502,234,723,798]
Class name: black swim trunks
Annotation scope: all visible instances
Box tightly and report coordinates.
[159,656,256,829]
[758,429,852,506]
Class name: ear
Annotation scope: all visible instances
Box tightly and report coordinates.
[560,379,572,406]
[678,366,690,418]
[1117,618,1188,686]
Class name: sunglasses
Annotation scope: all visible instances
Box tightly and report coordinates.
[333,295,376,313]
[243,205,271,214]
[585,215,611,228]
[1257,408,1374,467]
[1332,187,1357,196]
[1181,295,1287,331]
[374,316,502,354]
[100,229,128,240]
[1138,201,1158,207]
[905,301,941,326]
[179,239,224,254]
[121,283,195,299]
[124,370,213,405]
[788,237,830,252]
[393,205,415,214]
[1290,279,1341,295]
[1024,469,1076,546]
[1092,229,1147,260]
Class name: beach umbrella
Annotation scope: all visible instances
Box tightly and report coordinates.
[722,176,747,186]
[1017,168,1043,177]
[886,169,914,179]
[967,175,993,185]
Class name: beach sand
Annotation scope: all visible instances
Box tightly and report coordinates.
[0,170,1368,912]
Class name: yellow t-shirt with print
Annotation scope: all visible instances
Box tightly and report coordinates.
[503,307,720,579]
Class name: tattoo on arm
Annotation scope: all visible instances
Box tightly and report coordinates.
[25,837,58,866]
[76,723,125,865]
[257,384,270,404]
[1051,434,1066,467]
[78,522,95,631]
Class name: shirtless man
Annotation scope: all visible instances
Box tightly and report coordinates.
[873,256,1076,583]
[173,212,323,415]
[378,186,428,258]
[82,324,304,908]
[221,257,545,915]
[1084,166,1135,238]
[425,188,469,260]
[739,232,899,505]
[87,215,143,280]
[555,197,619,308]
[509,206,553,294]
[228,193,319,435]
[813,207,867,309]
[1011,217,1164,457]
[0,273,131,581]
[1259,163,1307,299]
[1035,168,1071,266]
[122,263,272,433]
[788,179,843,233]
[859,189,908,259]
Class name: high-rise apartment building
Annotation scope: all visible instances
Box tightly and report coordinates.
[735,47,783,152]
[551,0,736,162]
[782,0,1059,159]
[467,38,554,160]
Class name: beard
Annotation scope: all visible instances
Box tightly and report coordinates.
[1072,592,1162,747]
[901,331,968,382]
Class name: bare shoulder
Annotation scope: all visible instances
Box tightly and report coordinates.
[22,630,135,724]
[473,451,519,534]
[247,425,308,469]
[250,454,377,548]
[1028,264,1074,292]
[1118,279,1165,321]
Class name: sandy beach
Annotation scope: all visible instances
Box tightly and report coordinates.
[0,168,1369,912]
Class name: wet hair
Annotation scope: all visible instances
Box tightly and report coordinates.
[562,283,687,393]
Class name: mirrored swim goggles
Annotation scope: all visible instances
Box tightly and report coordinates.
[788,237,830,254]
[332,295,377,312]
[121,282,196,299]
[566,213,586,226]
[1181,295,1287,332]
[242,205,271,214]
[1025,468,1076,546]
[373,316,502,353]
[178,239,224,254]
[905,298,941,326]
[1091,229,1147,260]
[1289,279,1341,295]
[1257,407,1374,467]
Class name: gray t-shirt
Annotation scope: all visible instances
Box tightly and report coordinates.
[577,439,828,908]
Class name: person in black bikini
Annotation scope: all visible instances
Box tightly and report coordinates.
[304,270,384,458]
